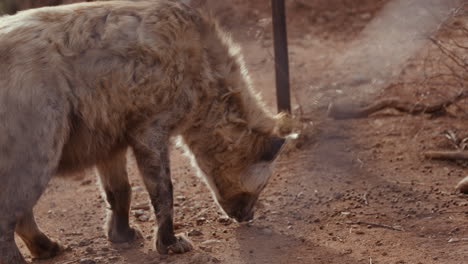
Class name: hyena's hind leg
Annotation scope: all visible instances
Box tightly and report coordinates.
[0,136,64,263]
[0,219,26,264]
[0,93,68,264]
[15,210,63,259]
[97,150,141,243]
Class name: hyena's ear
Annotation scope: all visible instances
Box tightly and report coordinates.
[260,137,286,162]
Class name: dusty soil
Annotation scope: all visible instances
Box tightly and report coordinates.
[13,0,468,263]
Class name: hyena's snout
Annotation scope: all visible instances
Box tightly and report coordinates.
[221,193,257,222]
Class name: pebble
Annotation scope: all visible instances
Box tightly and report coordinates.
[85,247,95,254]
[78,239,93,247]
[131,203,150,211]
[79,259,96,264]
[196,217,206,225]
[218,216,232,225]
[188,229,203,237]
[132,186,144,191]
[138,215,150,222]
[133,209,145,217]
[109,256,120,261]
[201,239,222,246]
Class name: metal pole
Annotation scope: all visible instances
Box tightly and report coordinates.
[271,0,291,113]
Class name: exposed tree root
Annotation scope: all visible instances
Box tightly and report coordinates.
[329,91,468,120]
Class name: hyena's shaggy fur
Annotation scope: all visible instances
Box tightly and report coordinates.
[0,1,288,263]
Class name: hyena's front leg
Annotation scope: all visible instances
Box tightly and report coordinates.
[130,128,193,255]
[97,150,141,243]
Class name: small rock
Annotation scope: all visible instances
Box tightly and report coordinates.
[85,247,95,254]
[109,256,120,262]
[218,216,232,225]
[132,186,144,192]
[188,229,203,237]
[131,203,150,211]
[196,217,206,225]
[138,215,150,222]
[133,209,145,217]
[78,239,93,247]
[79,259,96,264]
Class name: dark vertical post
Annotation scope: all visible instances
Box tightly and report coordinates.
[271,0,291,113]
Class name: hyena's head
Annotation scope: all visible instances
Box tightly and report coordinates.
[213,136,285,222]
[181,130,287,222]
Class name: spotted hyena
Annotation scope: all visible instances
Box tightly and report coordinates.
[0,1,291,263]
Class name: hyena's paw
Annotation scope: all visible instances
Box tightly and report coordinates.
[108,227,142,244]
[30,238,64,260]
[157,235,193,255]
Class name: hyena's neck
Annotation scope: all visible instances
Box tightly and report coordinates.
[180,17,277,179]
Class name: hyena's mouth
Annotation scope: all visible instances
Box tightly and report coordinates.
[230,209,254,222]
[222,193,257,222]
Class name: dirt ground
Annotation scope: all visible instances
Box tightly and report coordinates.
[12,0,468,263]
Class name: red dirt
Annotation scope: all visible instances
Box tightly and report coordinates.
[13,1,468,264]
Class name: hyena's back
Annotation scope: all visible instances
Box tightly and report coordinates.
[0,0,203,175]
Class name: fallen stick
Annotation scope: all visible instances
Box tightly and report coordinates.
[329,91,468,120]
[424,150,468,160]
[347,221,404,232]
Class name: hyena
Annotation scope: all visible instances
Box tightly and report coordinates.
[0,1,290,263]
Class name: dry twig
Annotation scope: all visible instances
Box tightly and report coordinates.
[347,221,404,232]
